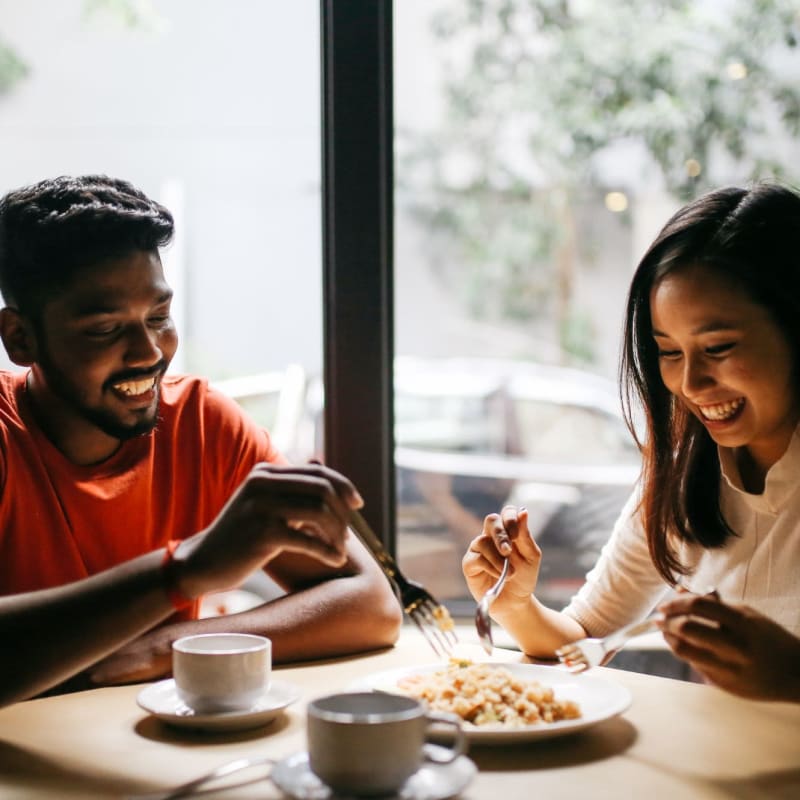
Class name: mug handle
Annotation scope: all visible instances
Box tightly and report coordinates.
[422,711,467,763]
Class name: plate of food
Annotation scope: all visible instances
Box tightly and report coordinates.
[349,659,631,744]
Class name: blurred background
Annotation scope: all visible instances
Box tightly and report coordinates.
[1,0,798,620]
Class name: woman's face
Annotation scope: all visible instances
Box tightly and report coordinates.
[650,263,800,474]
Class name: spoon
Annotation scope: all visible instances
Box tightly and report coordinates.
[474,557,510,655]
[126,756,274,800]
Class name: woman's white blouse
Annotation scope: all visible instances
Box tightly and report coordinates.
[562,426,800,637]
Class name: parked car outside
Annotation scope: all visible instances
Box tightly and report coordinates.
[393,356,641,611]
[214,357,642,613]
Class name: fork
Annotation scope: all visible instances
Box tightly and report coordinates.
[474,557,509,655]
[348,509,457,658]
[555,612,665,673]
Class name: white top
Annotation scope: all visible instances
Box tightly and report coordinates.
[563,426,800,637]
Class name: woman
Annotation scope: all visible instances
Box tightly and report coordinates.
[463,183,800,702]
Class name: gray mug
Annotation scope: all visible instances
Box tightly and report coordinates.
[307,691,466,796]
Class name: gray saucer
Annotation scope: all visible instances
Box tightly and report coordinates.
[271,751,477,800]
[136,678,300,732]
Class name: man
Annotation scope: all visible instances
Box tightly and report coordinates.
[0,175,402,707]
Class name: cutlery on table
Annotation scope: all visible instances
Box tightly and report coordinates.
[126,756,274,800]
[556,586,720,673]
[348,509,457,658]
[474,557,509,655]
[555,613,664,673]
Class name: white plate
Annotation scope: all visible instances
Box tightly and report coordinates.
[271,751,477,800]
[136,678,301,732]
[349,662,631,744]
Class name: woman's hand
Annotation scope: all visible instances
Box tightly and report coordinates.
[462,506,542,613]
[658,593,800,702]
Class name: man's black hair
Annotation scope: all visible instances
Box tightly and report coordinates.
[0,174,174,317]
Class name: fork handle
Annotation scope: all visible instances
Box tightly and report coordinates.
[348,510,409,590]
[606,612,664,650]
[484,557,510,602]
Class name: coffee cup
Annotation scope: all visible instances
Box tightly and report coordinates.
[307,691,466,796]
[172,633,271,714]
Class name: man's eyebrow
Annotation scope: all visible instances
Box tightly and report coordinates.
[652,321,740,337]
[72,290,173,317]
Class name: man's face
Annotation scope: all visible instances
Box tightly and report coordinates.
[29,250,178,452]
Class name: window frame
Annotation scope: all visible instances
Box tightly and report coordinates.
[321,0,396,549]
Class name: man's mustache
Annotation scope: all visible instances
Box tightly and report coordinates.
[104,361,167,388]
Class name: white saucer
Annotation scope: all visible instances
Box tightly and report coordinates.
[271,751,477,800]
[136,678,300,732]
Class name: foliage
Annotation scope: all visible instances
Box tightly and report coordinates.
[399,0,800,361]
[0,1,160,101]
[0,38,28,95]
[82,0,166,33]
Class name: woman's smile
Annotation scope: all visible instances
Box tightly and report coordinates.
[695,397,745,424]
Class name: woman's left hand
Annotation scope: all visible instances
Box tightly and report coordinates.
[658,593,800,702]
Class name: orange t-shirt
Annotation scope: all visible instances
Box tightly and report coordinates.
[0,371,282,608]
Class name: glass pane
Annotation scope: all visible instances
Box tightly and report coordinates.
[0,0,321,463]
[393,0,800,615]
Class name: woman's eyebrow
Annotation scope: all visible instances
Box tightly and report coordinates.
[652,321,739,337]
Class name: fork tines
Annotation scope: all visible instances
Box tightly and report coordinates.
[406,598,458,658]
[554,643,590,673]
[345,509,457,659]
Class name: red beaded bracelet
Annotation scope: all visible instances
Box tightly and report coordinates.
[161,539,195,611]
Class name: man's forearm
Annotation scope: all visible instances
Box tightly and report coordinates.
[201,571,401,662]
[0,550,175,707]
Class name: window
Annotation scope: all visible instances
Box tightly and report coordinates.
[393,0,800,612]
[0,1,323,462]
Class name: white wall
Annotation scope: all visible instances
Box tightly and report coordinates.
[0,0,322,378]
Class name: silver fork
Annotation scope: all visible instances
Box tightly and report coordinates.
[555,612,664,673]
[474,557,509,655]
[348,509,457,658]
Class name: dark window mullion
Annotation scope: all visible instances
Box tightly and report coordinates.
[320,0,395,549]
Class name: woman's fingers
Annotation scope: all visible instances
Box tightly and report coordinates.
[486,505,533,557]
[462,547,502,581]
[659,594,800,701]
[660,616,746,665]
[473,506,541,572]
[467,531,507,576]
[483,509,515,558]
[504,507,540,561]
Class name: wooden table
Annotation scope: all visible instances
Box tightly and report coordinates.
[0,625,798,799]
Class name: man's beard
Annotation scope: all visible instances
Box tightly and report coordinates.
[37,350,164,441]
[80,403,160,441]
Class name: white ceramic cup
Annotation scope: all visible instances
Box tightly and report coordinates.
[172,633,271,714]
[307,691,466,796]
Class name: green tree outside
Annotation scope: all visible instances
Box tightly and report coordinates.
[399,0,800,363]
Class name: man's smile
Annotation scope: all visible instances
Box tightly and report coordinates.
[111,375,158,397]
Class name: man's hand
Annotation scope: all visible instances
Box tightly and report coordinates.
[87,462,366,686]
[88,627,174,685]
[176,462,363,600]
[659,593,800,702]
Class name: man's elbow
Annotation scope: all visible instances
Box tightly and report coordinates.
[362,573,404,648]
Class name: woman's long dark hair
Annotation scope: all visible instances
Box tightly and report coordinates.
[619,183,800,582]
